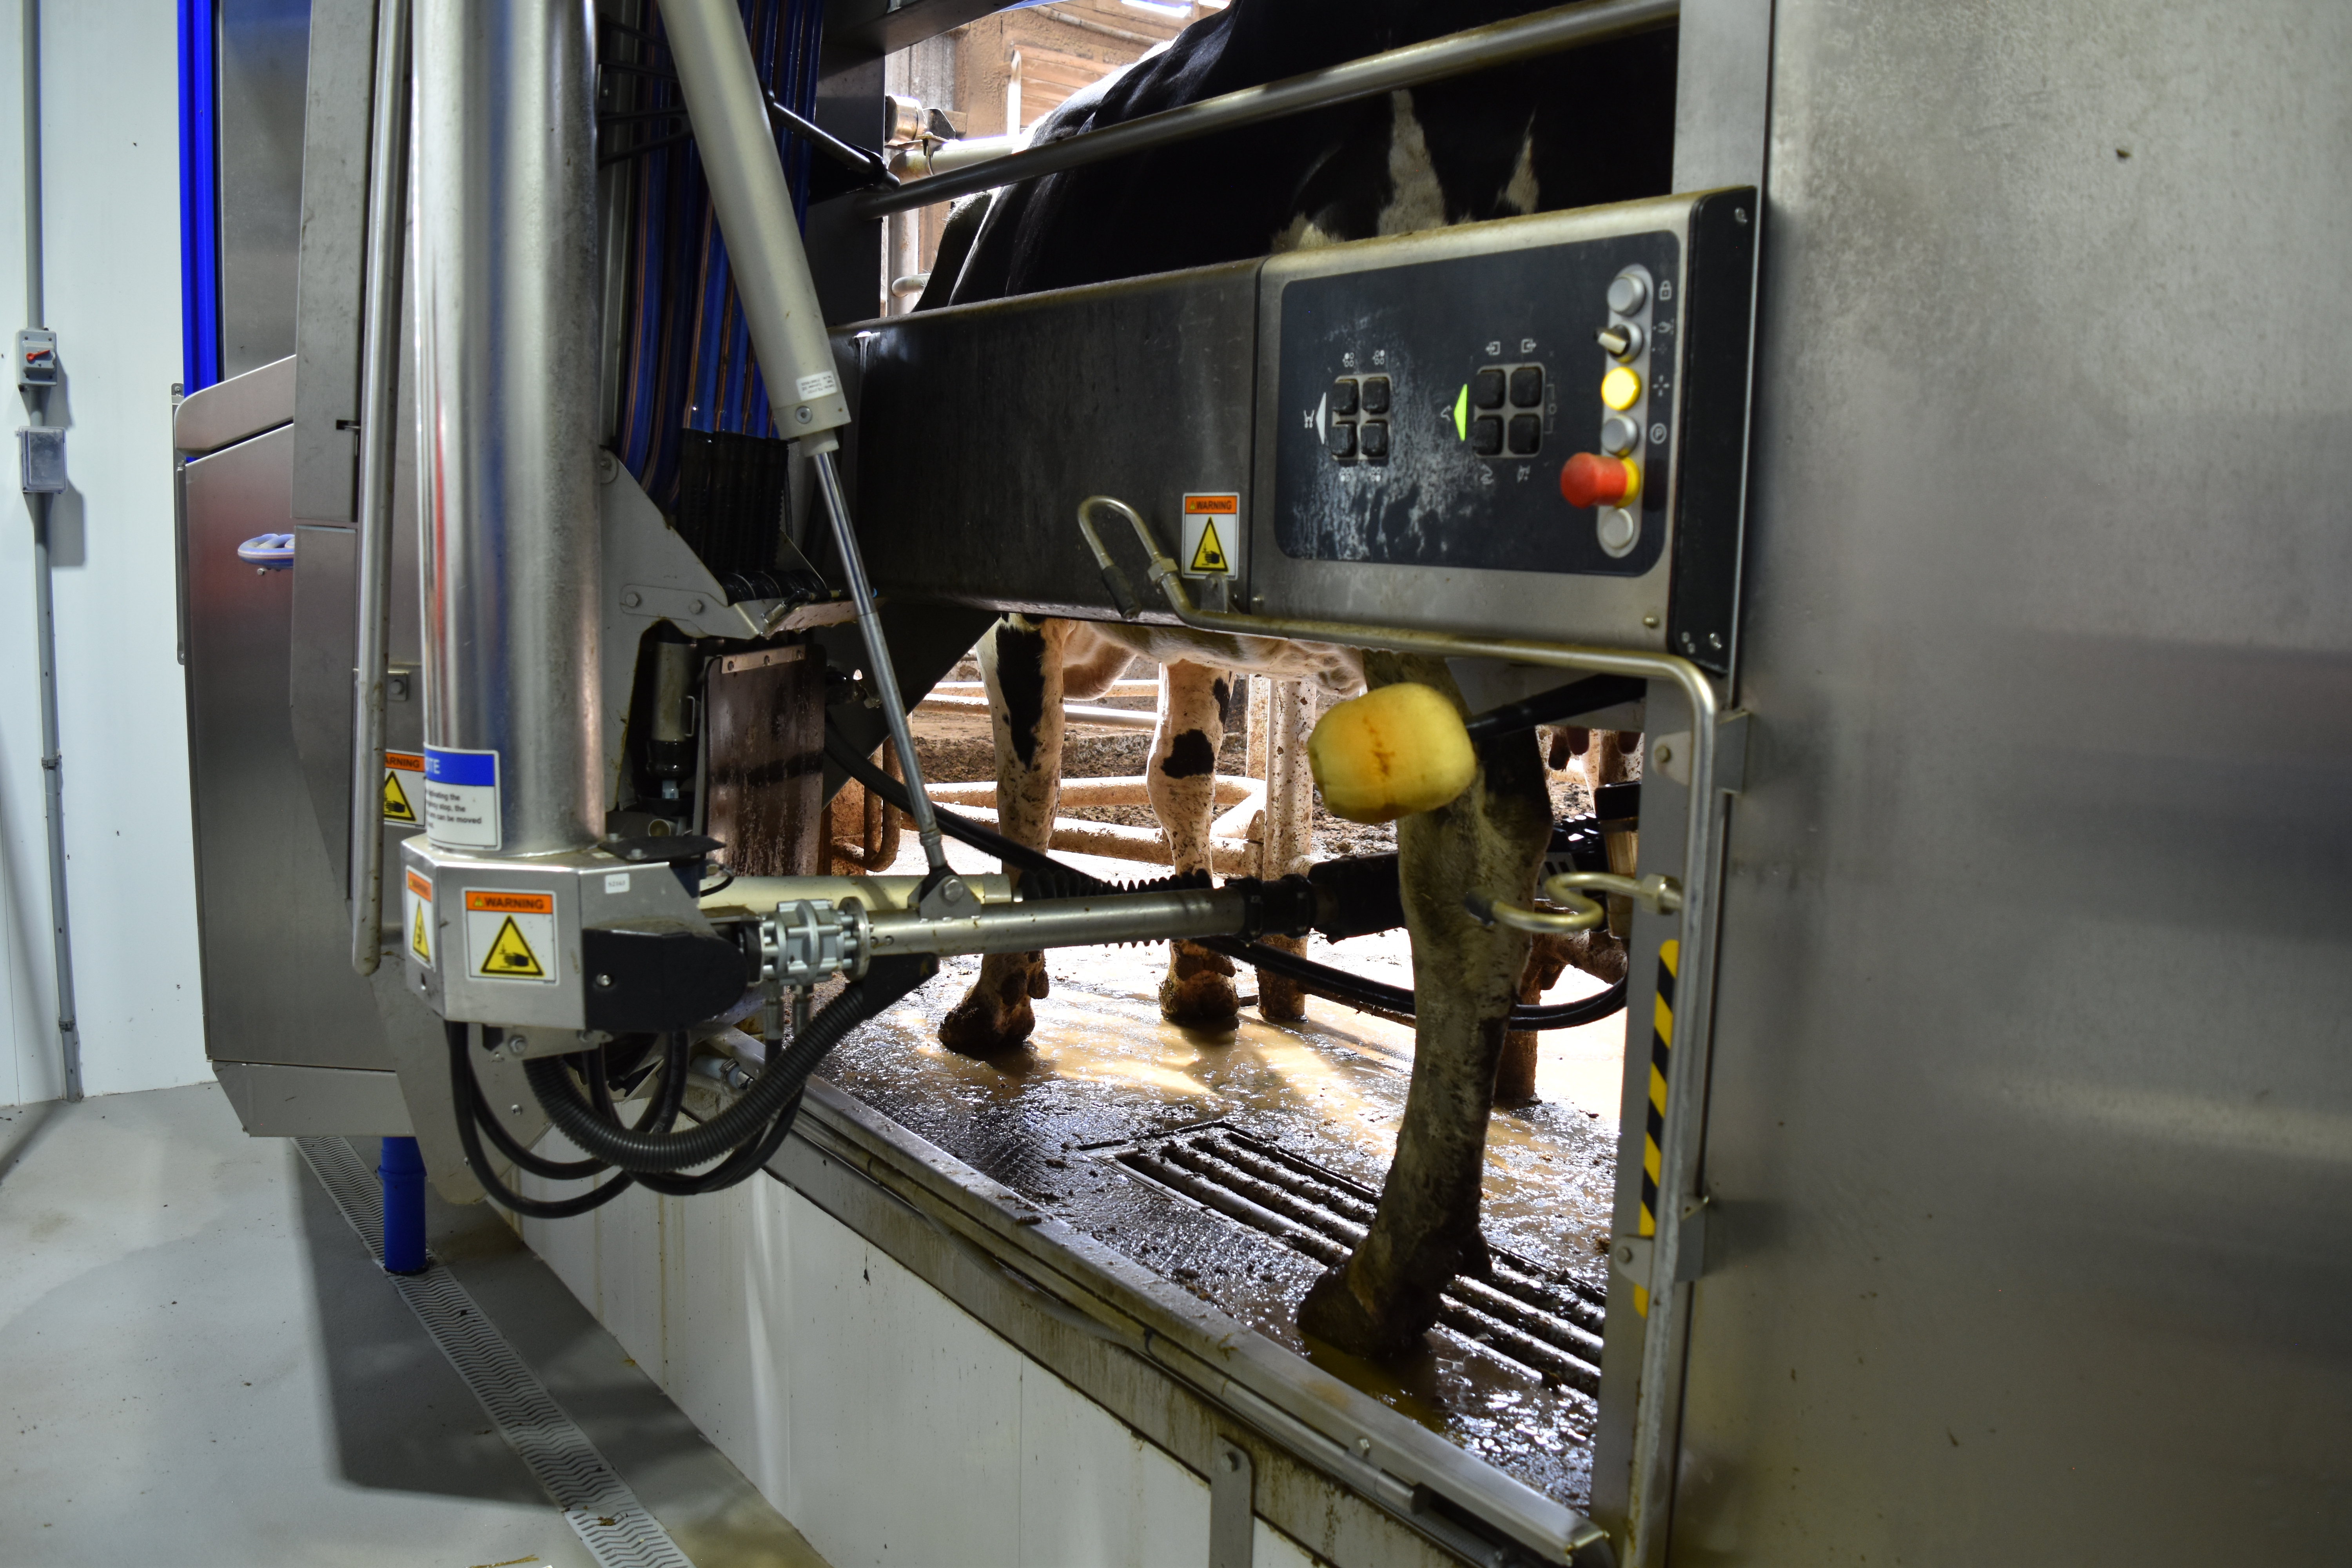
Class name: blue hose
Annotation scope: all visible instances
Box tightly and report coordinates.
[377,1135,428,1274]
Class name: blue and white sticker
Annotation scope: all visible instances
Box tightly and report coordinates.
[424,746,501,849]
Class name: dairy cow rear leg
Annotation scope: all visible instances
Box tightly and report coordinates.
[1298,652,1552,1357]
[1148,660,1240,1028]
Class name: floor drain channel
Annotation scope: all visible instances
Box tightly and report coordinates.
[296,1138,697,1568]
[1105,1124,1606,1394]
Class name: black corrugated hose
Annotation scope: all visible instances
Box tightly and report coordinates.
[823,721,1626,1030]
[447,953,935,1215]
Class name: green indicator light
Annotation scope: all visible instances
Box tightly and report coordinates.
[1453,384,1468,441]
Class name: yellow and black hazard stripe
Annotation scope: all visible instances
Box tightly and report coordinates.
[1635,938,1679,1317]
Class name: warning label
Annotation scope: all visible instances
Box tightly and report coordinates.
[383,751,423,824]
[404,869,434,967]
[1180,493,1240,579]
[464,889,556,984]
[425,746,502,850]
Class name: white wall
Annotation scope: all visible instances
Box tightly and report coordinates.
[0,0,210,1105]
[523,1168,1325,1568]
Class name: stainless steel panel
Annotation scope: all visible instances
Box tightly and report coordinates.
[838,259,1261,622]
[173,354,297,456]
[290,0,378,521]
[217,0,313,380]
[1669,1,2352,1562]
[214,1060,414,1135]
[291,523,357,885]
[182,423,395,1072]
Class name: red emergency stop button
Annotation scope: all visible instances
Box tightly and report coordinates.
[1559,452,1640,508]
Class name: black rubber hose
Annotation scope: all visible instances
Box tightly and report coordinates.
[453,1024,611,1181]
[1460,673,1648,745]
[825,720,1626,1031]
[446,1023,638,1219]
[526,956,935,1172]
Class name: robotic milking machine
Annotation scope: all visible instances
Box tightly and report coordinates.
[367,0,1752,1218]
[183,0,1754,1557]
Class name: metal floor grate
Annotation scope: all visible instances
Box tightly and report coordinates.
[1101,1123,1607,1393]
[297,1137,697,1568]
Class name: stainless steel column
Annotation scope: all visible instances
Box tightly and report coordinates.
[412,0,602,857]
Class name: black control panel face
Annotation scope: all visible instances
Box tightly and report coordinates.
[1270,232,1681,578]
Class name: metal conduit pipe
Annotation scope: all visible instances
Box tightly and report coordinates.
[348,0,410,972]
[413,0,604,856]
[853,0,1680,220]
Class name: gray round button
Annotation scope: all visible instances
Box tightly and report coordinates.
[1606,272,1648,315]
[1601,415,1641,456]
[1597,507,1640,558]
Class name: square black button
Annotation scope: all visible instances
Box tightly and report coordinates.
[1509,365,1544,408]
[1360,376,1390,415]
[1327,421,1357,459]
[1331,377,1359,417]
[1472,368,1506,410]
[1359,420,1389,459]
[1506,413,1542,456]
[1470,415,1503,456]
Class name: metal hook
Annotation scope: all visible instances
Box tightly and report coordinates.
[1467,870,1682,934]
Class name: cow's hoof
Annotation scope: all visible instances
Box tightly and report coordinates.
[1493,1031,1540,1105]
[940,952,1043,1056]
[1159,940,1238,1029]
[1296,1261,1426,1360]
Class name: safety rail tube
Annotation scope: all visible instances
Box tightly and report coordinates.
[853,0,1679,220]
[413,0,603,856]
[348,0,410,972]
[1081,494,1726,1567]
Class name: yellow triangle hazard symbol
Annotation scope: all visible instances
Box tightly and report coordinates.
[382,769,417,823]
[481,915,544,978]
[1189,519,1229,574]
[411,902,432,962]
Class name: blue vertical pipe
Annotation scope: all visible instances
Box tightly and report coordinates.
[176,0,221,393]
[377,1136,428,1274]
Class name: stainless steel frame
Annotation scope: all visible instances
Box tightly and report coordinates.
[853,0,1681,220]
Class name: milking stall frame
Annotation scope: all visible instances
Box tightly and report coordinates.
[122,0,2352,1563]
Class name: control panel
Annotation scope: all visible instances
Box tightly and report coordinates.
[838,188,1753,673]
[1248,189,1755,670]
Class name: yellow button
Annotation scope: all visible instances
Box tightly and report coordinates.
[1601,366,1642,411]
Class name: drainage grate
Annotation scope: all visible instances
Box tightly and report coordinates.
[1102,1123,1607,1394]
[297,1138,697,1568]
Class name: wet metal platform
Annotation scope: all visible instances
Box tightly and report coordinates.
[818,840,1627,1512]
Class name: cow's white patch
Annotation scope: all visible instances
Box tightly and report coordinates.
[1500,129,1541,215]
[1377,93,1447,236]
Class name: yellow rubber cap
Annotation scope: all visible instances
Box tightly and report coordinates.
[1601,365,1642,411]
[1308,682,1478,824]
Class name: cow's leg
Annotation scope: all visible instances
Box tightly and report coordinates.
[1149,660,1239,1028]
[940,616,1077,1054]
[1298,652,1551,1357]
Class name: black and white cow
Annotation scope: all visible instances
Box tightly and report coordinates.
[923,0,1675,1358]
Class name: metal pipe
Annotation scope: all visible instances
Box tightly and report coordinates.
[413,0,603,857]
[659,0,850,436]
[861,884,1258,963]
[853,0,1679,220]
[20,0,76,1101]
[810,448,951,880]
[348,0,410,973]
